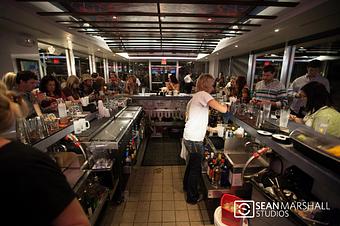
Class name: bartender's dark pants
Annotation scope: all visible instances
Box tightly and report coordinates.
[183,139,204,203]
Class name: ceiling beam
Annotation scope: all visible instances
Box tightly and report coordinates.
[81,30,243,34]
[110,49,212,52]
[20,0,299,7]
[104,38,220,41]
[106,41,218,44]
[58,20,262,27]
[71,26,251,32]
[37,11,277,19]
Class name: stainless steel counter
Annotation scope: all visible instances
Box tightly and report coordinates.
[231,115,340,207]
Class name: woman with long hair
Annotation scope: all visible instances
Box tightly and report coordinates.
[166,74,180,92]
[39,75,62,112]
[124,75,139,95]
[183,73,228,204]
[291,81,340,137]
[62,75,81,103]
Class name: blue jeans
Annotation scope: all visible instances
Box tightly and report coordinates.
[182,139,204,202]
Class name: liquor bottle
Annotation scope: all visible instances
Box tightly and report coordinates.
[213,165,221,185]
[220,160,230,187]
[209,159,216,182]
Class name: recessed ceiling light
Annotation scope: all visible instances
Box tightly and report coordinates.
[274,29,279,32]
[97,48,101,51]
[235,45,238,48]
[299,46,304,48]
[83,23,90,27]
[112,16,117,20]
[208,18,212,21]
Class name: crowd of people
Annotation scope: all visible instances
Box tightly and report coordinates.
[218,60,339,138]
[0,71,145,119]
[0,59,339,219]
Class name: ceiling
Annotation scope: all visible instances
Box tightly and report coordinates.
[17,0,300,58]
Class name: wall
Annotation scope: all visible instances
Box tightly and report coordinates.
[208,59,219,78]
[230,54,249,78]
[0,28,40,77]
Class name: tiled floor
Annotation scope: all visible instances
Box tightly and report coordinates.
[97,165,214,226]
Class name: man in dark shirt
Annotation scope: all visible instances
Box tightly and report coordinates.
[15,71,39,118]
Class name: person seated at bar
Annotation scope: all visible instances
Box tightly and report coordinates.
[39,75,62,113]
[79,74,94,97]
[2,72,17,90]
[251,65,287,109]
[231,76,250,103]
[224,75,236,98]
[124,75,139,95]
[62,75,81,103]
[166,74,180,92]
[108,72,124,94]
[183,73,229,204]
[91,72,99,79]
[290,81,340,137]
[93,76,106,97]
[0,88,90,226]
[14,71,41,118]
[289,60,330,117]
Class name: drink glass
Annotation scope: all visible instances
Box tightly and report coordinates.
[256,110,264,128]
[73,120,82,134]
[16,118,30,144]
[262,103,271,120]
[217,124,224,137]
[79,118,90,131]
[141,87,146,96]
[279,108,290,128]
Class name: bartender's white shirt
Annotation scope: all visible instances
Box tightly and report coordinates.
[183,91,214,141]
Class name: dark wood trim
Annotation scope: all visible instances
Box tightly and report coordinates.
[37,11,277,20]
[107,41,218,44]
[81,30,243,35]
[57,20,262,27]
[20,0,299,7]
[70,26,251,32]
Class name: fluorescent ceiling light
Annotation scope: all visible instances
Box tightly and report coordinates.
[196,53,209,60]
[128,56,198,60]
[116,52,129,59]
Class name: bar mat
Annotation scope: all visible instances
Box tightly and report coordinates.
[142,137,185,166]
[77,117,113,142]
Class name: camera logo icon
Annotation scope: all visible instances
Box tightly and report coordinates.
[234,200,255,218]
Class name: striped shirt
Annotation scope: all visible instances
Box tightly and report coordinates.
[254,79,288,108]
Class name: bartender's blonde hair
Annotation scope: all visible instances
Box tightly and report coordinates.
[2,72,17,90]
[196,73,215,92]
[0,81,28,134]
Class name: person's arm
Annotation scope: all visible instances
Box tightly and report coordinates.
[52,198,90,226]
[174,83,180,91]
[208,99,228,113]
[290,114,304,124]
